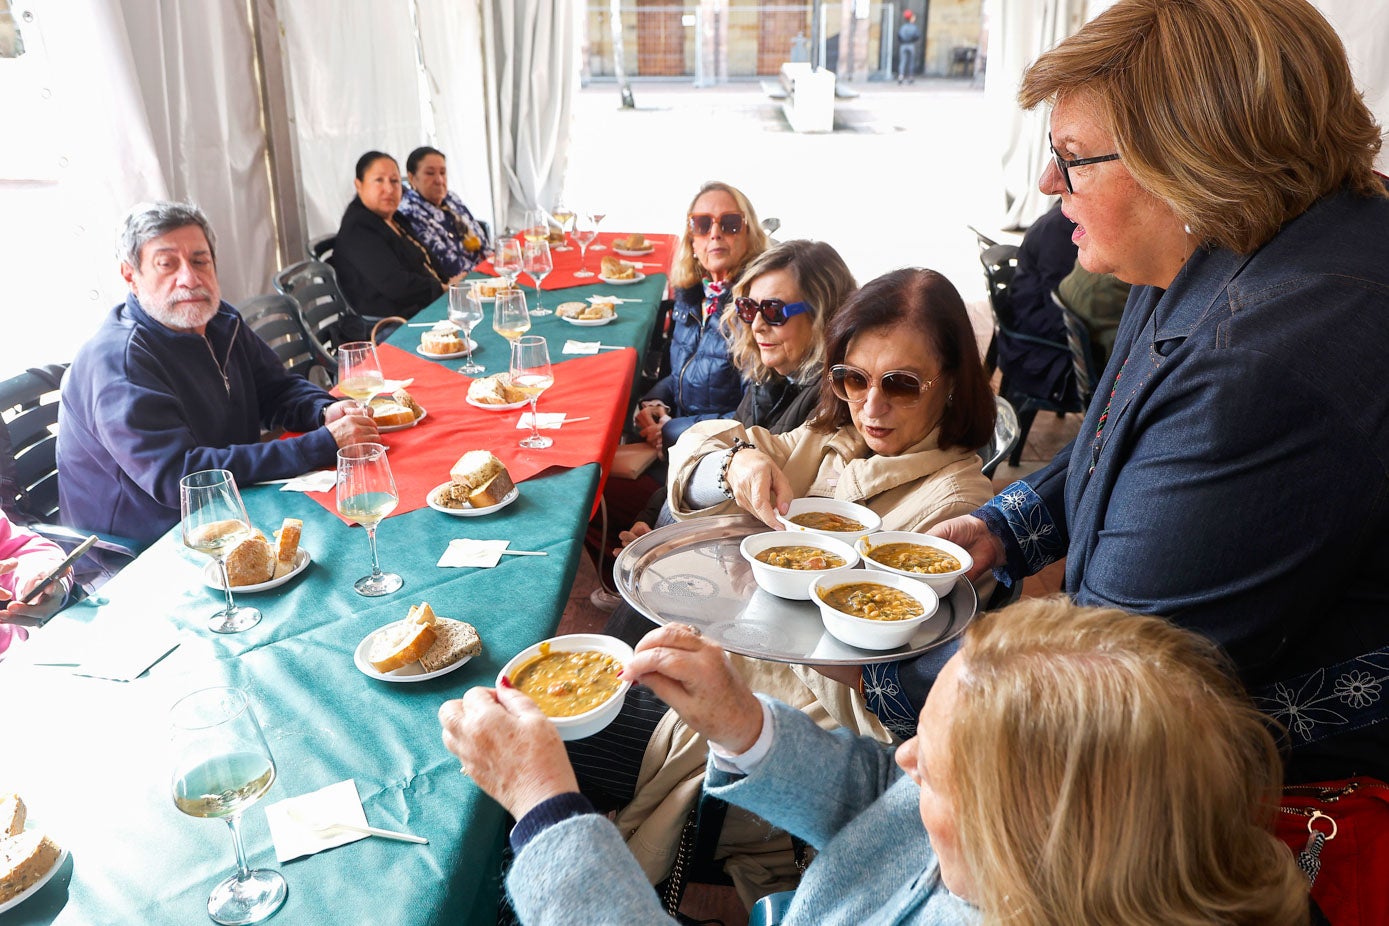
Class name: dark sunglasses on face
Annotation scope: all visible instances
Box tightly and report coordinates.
[688,212,745,237]
[829,364,937,406]
[734,296,812,326]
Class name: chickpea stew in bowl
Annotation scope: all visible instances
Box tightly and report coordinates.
[498,634,636,739]
[776,498,882,541]
[856,531,973,594]
[738,531,860,600]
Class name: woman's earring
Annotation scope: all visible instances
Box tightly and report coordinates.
[1184,223,1193,235]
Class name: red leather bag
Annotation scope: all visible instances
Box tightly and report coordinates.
[1276,778,1389,926]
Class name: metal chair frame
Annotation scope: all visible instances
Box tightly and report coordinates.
[239,292,337,388]
[272,259,368,354]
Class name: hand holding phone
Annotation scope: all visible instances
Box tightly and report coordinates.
[15,534,96,606]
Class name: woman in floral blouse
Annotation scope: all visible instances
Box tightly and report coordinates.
[397,146,491,279]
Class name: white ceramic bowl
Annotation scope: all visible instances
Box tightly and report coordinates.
[497,634,635,740]
[775,498,882,543]
[811,570,939,650]
[739,531,860,600]
[856,531,973,594]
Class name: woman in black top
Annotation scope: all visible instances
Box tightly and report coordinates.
[333,151,460,319]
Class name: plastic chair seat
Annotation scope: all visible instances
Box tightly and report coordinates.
[239,292,336,388]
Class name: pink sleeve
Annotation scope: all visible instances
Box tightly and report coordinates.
[0,514,64,598]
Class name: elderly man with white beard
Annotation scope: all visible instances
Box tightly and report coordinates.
[57,201,377,546]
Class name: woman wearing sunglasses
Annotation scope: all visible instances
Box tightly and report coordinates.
[632,182,770,452]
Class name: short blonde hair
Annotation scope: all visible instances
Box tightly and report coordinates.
[669,181,769,289]
[1019,0,1384,254]
[950,598,1307,926]
[719,239,857,384]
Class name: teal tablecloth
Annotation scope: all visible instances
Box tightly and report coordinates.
[1,271,668,925]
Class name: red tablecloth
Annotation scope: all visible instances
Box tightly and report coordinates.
[308,343,635,523]
[477,231,676,290]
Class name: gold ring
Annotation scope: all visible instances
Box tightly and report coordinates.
[682,623,702,637]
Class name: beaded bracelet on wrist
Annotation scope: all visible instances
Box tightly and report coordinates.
[717,438,755,499]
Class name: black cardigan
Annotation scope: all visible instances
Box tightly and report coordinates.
[332,196,444,319]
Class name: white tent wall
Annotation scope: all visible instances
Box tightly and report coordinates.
[989,0,1389,231]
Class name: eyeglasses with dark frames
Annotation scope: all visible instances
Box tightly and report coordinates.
[1048,132,1120,194]
[688,212,745,237]
[829,364,938,407]
[734,297,812,326]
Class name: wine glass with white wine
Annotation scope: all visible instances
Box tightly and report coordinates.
[336,342,385,411]
[523,208,549,245]
[170,686,285,925]
[181,469,261,634]
[492,289,531,343]
[448,281,486,374]
[511,335,555,450]
[336,443,403,597]
[550,199,575,251]
[522,239,554,316]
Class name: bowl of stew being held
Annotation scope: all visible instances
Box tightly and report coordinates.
[498,634,635,740]
[856,531,973,594]
[739,531,860,600]
[775,498,882,543]
[811,570,939,650]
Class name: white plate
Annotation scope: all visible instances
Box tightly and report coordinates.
[376,406,428,433]
[466,394,530,412]
[427,481,520,517]
[559,312,616,327]
[203,548,311,593]
[353,622,473,683]
[598,271,645,286]
[416,340,478,360]
[612,245,655,257]
[0,846,67,914]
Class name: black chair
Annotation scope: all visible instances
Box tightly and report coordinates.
[0,365,137,593]
[638,298,676,397]
[307,234,336,262]
[976,241,1019,375]
[272,259,375,353]
[997,292,1098,467]
[240,292,337,388]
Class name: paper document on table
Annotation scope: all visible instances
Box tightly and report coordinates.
[279,470,337,493]
[563,340,601,355]
[265,780,369,862]
[439,539,510,568]
[517,412,567,430]
[15,616,183,681]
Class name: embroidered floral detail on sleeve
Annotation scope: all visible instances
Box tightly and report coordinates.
[978,481,1065,574]
[1253,648,1389,746]
[863,662,918,741]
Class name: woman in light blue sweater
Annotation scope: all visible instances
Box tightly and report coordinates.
[439,599,1307,926]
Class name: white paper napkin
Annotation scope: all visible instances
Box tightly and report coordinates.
[587,295,639,304]
[265,780,369,862]
[517,412,567,430]
[563,340,602,356]
[16,618,182,681]
[278,470,337,493]
[438,539,510,568]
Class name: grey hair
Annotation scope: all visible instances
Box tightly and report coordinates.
[118,201,217,268]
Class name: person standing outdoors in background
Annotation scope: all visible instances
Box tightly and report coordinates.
[898,10,921,85]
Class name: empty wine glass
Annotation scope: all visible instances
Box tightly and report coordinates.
[573,214,598,279]
[336,342,385,411]
[181,470,261,634]
[589,211,608,250]
[494,238,523,288]
[170,686,285,925]
[522,240,554,316]
[511,335,555,450]
[492,289,531,343]
[336,443,402,597]
[550,199,575,251]
[448,282,486,374]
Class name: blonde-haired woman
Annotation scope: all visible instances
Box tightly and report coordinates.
[441,600,1310,925]
[633,181,770,451]
[927,0,1389,786]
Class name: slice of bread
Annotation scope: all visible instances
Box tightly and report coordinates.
[450,451,506,495]
[419,617,482,672]
[0,830,61,904]
[272,518,302,579]
[467,469,516,508]
[225,533,274,587]
[0,795,25,838]
[392,389,424,419]
[600,255,634,279]
[370,399,416,428]
[368,607,438,673]
[467,374,526,405]
[421,330,464,354]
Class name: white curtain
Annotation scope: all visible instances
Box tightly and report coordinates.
[485,0,579,234]
[1313,0,1389,173]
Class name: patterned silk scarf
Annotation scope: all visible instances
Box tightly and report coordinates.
[703,279,727,317]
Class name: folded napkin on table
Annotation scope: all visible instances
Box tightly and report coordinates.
[278,470,337,493]
[265,779,371,862]
[438,539,512,568]
[517,412,568,430]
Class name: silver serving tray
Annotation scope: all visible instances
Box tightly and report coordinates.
[614,515,978,666]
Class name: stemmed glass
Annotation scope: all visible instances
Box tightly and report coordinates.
[550,200,574,251]
[494,238,523,290]
[589,211,608,250]
[522,240,554,316]
[448,282,486,374]
[523,208,549,245]
[336,443,402,597]
[492,289,531,343]
[511,335,555,450]
[181,470,261,634]
[573,214,598,279]
[336,341,385,411]
[170,687,285,925]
